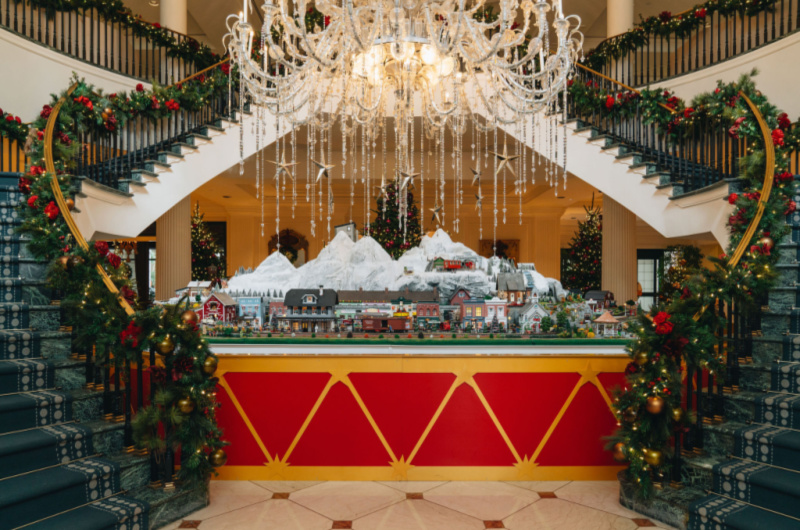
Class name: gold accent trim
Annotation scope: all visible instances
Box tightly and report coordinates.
[215,355,628,481]
[43,84,135,317]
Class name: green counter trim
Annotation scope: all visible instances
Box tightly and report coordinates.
[205,337,632,346]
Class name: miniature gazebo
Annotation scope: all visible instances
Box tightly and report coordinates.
[592,311,620,336]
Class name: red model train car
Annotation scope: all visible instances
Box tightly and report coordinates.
[360,317,411,333]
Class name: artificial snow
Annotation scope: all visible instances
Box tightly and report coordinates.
[224,229,565,300]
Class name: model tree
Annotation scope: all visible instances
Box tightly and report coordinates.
[191,203,225,283]
[561,202,602,294]
[367,181,422,259]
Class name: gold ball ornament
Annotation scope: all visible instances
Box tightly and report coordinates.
[622,407,637,423]
[203,356,218,375]
[643,448,664,467]
[209,448,227,467]
[670,407,684,422]
[56,256,70,270]
[759,236,774,250]
[646,395,665,415]
[180,310,199,326]
[612,442,627,462]
[633,351,649,366]
[157,335,175,355]
[65,198,75,211]
[178,397,195,414]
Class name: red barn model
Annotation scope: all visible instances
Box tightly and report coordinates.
[199,293,237,323]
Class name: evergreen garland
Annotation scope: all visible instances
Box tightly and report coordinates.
[191,203,225,284]
[366,181,422,259]
[0,108,29,143]
[597,74,797,497]
[16,73,232,488]
[583,0,780,72]
[561,203,602,293]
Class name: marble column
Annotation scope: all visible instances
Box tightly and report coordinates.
[601,196,637,303]
[607,0,634,36]
[160,0,187,33]
[156,197,191,300]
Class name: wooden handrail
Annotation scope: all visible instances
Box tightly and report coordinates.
[43,84,135,316]
[170,57,231,88]
[726,90,776,268]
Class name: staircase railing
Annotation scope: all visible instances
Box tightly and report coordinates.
[0,0,212,85]
[586,0,800,88]
[570,65,744,194]
[76,61,236,191]
[671,90,776,485]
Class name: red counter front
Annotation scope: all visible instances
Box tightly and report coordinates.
[212,345,629,481]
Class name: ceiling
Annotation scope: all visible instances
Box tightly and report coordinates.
[124,0,702,53]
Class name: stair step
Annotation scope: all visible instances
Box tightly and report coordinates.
[0,422,95,479]
[713,459,800,519]
[0,330,71,361]
[0,389,73,434]
[773,362,800,393]
[688,494,799,529]
[0,358,55,394]
[23,494,149,530]
[733,424,800,472]
[0,455,122,530]
[0,302,62,331]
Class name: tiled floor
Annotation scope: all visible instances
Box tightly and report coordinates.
[162,480,677,530]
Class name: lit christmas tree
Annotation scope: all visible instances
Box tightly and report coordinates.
[658,245,702,304]
[561,203,602,293]
[191,203,225,284]
[367,181,422,259]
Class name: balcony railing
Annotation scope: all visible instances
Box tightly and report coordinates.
[587,0,800,88]
[0,0,211,85]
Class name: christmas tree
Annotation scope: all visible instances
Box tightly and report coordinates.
[367,180,422,259]
[561,203,602,293]
[657,245,703,304]
[191,203,225,283]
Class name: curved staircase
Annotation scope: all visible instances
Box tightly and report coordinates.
[0,172,206,529]
[616,175,800,529]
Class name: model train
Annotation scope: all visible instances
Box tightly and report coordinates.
[360,317,412,333]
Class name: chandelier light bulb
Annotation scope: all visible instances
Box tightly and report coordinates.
[420,44,439,65]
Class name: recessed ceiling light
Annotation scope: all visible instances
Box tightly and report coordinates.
[222,195,232,199]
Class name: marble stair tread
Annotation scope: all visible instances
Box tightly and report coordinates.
[711,459,800,519]
[0,456,121,530]
[21,494,149,530]
[688,495,799,530]
[0,357,55,394]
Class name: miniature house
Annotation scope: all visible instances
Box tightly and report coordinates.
[592,311,620,336]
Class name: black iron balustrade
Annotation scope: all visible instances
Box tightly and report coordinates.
[0,0,204,86]
[74,88,236,191]
[569,68,743,195]
[591,0,800,89]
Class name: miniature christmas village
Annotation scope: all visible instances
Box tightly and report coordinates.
[171,229,637,340]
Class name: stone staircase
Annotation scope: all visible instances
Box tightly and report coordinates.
[619,176,800,529]
[0,173,207,529]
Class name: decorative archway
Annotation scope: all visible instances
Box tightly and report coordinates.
[268,229,309,265]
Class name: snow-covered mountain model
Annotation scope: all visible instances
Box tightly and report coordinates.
[225,229,565,300]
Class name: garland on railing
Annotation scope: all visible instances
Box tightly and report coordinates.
[15,70,234,487]
[10,0,218,69]
[591,74,797,496]
[583,0,781,72]
[0,107,29,143]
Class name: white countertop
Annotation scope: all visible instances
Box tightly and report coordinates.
[210,343,628,356]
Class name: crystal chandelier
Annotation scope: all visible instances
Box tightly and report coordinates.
[225,0,583,252]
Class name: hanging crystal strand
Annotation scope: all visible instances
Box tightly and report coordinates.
[502,133,507,225]
[419,119,424,228]
[255,106,260,199]
[382,114,387,219]
[291,124,297,219]
[477,118,483,241]
[440,126,445,231]
[517,121,523,225]
[563,86,568,190]
[273,105,280,243]
[238,63,245,176]
[531,114,537,184]
[492,127,498,256]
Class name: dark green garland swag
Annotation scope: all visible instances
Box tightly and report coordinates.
[588,74,797,497]
[16,72,232,488]
[11,0,218,70]
[583,0,780,72]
